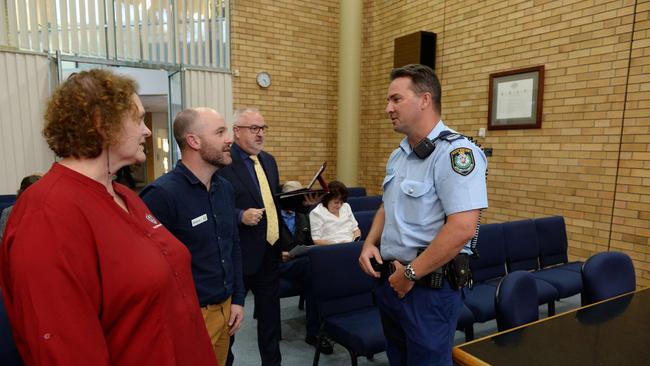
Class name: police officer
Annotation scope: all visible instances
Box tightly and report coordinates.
[359,64,488,365]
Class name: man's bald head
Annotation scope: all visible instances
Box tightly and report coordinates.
[173,107,224,151]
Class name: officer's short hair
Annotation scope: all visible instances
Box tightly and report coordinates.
[390,64,441,114]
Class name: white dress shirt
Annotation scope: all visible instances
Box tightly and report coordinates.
[309,202,359,244]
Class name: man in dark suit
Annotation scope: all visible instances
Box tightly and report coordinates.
[217,107,282,366]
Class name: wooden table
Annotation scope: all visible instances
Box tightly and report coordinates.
[453,287,650,366]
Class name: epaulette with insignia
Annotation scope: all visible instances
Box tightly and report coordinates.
[436,130,464,142]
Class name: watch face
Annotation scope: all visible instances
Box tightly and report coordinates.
[256,72,271,88]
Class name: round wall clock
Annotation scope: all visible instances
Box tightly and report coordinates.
[256,71,271,88]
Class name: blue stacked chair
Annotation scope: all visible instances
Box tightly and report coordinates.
[0,289,23,366]
[581,251,636,306]
[347,187,367,197]
[495,271,539,332]
[354,210,375,241]
[0,195,16,213]
[531,216,583,299]
[502,219,559,315]
[535,216,583,272]
[347,196,382,213]
[308,242,385,366]
[463,223,507,324]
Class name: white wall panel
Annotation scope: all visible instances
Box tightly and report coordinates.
[184,69,233,125]
[0,51,54,194]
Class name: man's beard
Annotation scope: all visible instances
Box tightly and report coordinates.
[200,146,231,168]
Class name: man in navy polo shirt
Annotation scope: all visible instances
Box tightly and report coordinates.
[141,107,245,365]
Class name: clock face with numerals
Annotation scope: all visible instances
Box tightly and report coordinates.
[256,72,271,88]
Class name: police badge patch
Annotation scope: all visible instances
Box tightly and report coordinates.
[450,148,475,176]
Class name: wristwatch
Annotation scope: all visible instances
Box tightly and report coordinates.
[404,263,417,281]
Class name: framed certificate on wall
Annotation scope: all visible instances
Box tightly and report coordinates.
[488,65,544,130]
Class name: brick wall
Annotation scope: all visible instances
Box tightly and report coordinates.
[359,0,650,286]
[230,0,339,186]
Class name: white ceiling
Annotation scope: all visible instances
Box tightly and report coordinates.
[140,94,168,113]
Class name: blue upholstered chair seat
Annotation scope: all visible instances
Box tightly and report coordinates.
[532,268,582,298]
[532,278,560,304]
[463,283,498,322]
[322,307,386,357]
[555,261,583,273]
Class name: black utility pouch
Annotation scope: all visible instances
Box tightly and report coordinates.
[446,254,472,290]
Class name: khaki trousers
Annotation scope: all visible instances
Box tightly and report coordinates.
[200,297,232,365]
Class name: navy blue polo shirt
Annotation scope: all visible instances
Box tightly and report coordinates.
[140,161,245,306]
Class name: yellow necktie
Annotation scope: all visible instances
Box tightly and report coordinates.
[250,155,279,245]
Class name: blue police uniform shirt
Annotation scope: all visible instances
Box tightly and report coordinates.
[381,120,488,262]
[140,161,246,307]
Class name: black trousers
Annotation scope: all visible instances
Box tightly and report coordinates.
[227,244,281,366]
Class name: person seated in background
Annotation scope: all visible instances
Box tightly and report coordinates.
[0,174,41,242]
[309,180,361,245]
[278,181,334,354]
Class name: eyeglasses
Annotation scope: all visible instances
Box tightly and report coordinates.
[236,125,268,135]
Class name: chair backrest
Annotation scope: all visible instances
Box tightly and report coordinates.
[308,242,377,318]
[470,223,507,282]
[0,195,16,203]
[0,289,23,366]
[581,251,636,306]
[535,216,569,268]
[347,187,367,197]
[354,210,375,240]
[347,196,382,213]
[503,219,540,272]
[495,271,539,332]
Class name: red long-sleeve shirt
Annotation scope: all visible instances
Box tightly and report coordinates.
[1,163,218,366]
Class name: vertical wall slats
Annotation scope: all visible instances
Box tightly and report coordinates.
[165,0,173,64]
[223,0,229,69]
[141,1,149,61]
[38,0,48,51]
[184,69,232,121]
[196,1,201,66]
[69,0,79,53]
[0,0,7,46]
[7,3,16,47]
[0,0,230,68]
[209,0,217,67]
[16,0,28,48]
[86,0,97,55]
[156,0,164,63]
[27,0,39,50]
[115,0,124,59]
[0,52,54,194]
[178,0,186,65]
[46,0,59,52]
[125,0,133,59]
[190,0,197,65]
[60,0,70,53]
[78,0,89,55]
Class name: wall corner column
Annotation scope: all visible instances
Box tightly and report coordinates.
[336,0,362,186]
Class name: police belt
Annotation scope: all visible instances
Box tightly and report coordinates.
[377,253,472,290]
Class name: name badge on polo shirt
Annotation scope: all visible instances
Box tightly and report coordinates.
[191,214,208,227]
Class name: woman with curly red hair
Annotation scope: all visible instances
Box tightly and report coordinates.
[0,69,217,366]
